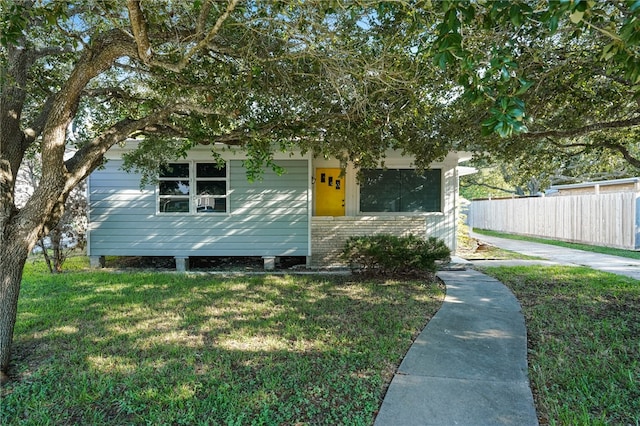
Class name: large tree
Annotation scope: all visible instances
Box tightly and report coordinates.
[0,0,441,381]
[2,0,640,383]
[429,1,640,171]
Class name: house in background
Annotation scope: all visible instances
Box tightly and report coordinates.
[548,177,640,196]
[87,141,472,270]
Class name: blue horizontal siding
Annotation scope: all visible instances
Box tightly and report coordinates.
[89,159,309,257]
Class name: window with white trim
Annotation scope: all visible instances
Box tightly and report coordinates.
[359,169,441,213]
[158,162,228,214]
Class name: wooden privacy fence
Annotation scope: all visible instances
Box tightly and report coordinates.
[469,192,640,250]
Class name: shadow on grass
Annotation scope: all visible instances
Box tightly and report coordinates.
[4,270,443,425]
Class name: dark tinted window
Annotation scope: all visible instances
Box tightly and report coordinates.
[360,169,441,212]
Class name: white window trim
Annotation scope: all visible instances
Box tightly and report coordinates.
[157,161,229,215]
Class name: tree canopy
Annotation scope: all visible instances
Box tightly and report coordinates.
[2,0,455,185]
[430,0,640,181]
[3,1,640,182]
[0,0,445,379]
[2,0,640,380]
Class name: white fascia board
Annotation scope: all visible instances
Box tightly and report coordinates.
[457,166,478,176]
[104,139,310,161]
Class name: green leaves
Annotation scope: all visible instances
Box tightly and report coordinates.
[342,234,450,275]
[481,97,528,138]
[0,2,27,46]
[515,78,533,95]
[426,0,640,142]
[7,0,640,193]
[242,137,286,183]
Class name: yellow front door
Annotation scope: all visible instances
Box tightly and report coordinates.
[315,168,345,216]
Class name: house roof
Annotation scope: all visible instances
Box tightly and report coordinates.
[457,166,477,177]
[549,177,640,190]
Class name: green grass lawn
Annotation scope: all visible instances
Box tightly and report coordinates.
[5,258,639,425]
[1,259,444,425]
[480,265,640,425]
[473,228,640,260]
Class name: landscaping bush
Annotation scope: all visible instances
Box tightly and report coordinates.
[342,234,451,275]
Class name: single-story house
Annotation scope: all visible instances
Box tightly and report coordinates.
[87,142,472,270]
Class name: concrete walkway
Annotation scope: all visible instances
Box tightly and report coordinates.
[469,231,640,280]
[374,269,538,425]
[374,234,640,425]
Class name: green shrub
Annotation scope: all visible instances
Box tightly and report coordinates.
[342,234,451,275]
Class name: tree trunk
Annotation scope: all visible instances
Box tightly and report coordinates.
[0,230,30,383]
[51,228,63,274]
[38,238,54,273]
[0,22,181,382]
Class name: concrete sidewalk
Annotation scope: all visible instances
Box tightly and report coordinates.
[469,231,640,280]
[374,233,640,425]
[374,269,538,426]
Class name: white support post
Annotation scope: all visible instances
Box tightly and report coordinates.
[262,256,276,271]
[175,256,189,272]
[89,255,105,269]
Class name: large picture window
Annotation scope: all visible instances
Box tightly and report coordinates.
[158,162,228,214]
[359,169,441,213]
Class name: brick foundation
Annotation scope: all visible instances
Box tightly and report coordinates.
[311,216,426,267]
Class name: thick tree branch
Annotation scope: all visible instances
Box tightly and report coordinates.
[23,95,57,147]
[522,116,640,139]
[601,141,640,169]
[126,0,241,73]
[197,0,214,34]
[82,87,145,102]
[547,136,640,170]
[33,45,76,59]
[130,124,185,139]
[172,102,231,117]
[65,106,178,183]
[126,0,152,64]
[1,43,38,182]
[545,138,590,154]
[40,29,138,181]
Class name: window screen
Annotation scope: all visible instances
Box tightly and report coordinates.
[360,169,441,212]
